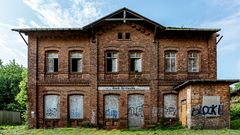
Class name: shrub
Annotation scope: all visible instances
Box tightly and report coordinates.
[230,103,240,120]
[231,119,240,129]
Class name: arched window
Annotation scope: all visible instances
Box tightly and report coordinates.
[105,51,118,72]
[188,51,199,72]
[69,95,84,119]
[105,95,119,119]
[44,95,60,119]
[165,51,176,72]
[46,52,58,72]
[129,52,142,72]
[70,51,83,72]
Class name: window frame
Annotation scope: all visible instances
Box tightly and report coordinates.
[165,51,177,72]
[188,51,200,73]
[44,95,60,119]
[105,51,118,73]
[46,51,58,73]
[129,51,142,73]
[69,95,84,119]
[70,51,83,73]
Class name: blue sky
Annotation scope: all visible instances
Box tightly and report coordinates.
[0,0,239,79]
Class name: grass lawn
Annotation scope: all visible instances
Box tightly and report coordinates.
[0,125,240,135]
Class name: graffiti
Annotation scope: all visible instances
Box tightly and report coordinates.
[46,108,58,118]
[164,106,176,116]
[192,104,224,116]
[164,94,177,118]
[70,111,81,118]
[128,105,144,117]
[91,111,96,124]
[105,109,118,119]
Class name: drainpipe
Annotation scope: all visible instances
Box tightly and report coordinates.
[36,37,39,128]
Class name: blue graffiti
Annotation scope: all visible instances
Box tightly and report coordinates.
[192,104,224,116]
[70,111,81,118]
[105,109,118,118]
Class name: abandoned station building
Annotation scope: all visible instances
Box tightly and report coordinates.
[13,8,237,129]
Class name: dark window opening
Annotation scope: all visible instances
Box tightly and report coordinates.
[118,33,123,40]
[125,33,130,39]
[130,58,135,72]
[106,59,113,72]
[71,58,80,72]
[54,59,58,72]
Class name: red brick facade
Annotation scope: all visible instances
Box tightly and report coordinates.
[13,8,235,129]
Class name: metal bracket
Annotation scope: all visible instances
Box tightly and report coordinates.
[19,32,28,46]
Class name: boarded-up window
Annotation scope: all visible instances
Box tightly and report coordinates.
[105,95,119,119]
[202,96,222,117]
[188,51,199,72]
[70,52,83,72]
[165,51,176,72]
[164,94,177,118]
[106,52,118,72]
[45,95,60,119]
[130,52,142,72]
[69,95,83,119]
[47,52,58,72]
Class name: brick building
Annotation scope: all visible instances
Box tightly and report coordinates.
[13,8,237,129]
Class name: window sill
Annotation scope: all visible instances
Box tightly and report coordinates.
[45,72,58,75]
[117,39,131,41]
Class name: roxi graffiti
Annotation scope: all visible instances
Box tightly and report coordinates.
[192,104,224,116]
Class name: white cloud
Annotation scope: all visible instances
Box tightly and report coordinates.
[0,0,107,67]
[22,0,106,27]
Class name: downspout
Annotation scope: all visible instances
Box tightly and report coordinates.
[36,37,39,128]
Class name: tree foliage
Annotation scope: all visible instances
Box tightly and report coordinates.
[0,59,26,111]
[15,69,28,111]
[232,82,240,92]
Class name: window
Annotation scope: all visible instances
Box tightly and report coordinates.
[106,52,118,72]
[105,95,119,119]
[130,52,142,72]
[118,33,123,40]
[47,52,58,72]
[69,95,83,119]
[188,51,199,72]
[125,33,131,40]
[45,95,60,119]
[70,52,83,72]
[165,51,176,72]
[164,94,177,118]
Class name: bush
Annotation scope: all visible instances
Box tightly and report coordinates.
[231,103,240,120]
[231,119,240,129]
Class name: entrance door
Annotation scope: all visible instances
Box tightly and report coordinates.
[128,95,144,129]
[181,100,187,126]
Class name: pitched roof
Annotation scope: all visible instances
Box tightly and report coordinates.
[11,7,220,34]
[174,80,239,90]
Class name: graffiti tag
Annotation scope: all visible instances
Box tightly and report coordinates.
[105,109,118,119]
[128,105,144,117]
[192,104,224,116]
[46,108,58,117]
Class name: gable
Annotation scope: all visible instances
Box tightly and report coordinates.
[83,7,165,31]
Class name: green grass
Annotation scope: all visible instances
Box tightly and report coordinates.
[1,125,240,135]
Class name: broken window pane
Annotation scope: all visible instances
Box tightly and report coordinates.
[105,95,119,119]
[106,52,118,72]
[45,95,60,119]
[125,33,131,39]
[71,52,82,72]
[118,33,123,40]
[130,52,142,72]
[47,52,58,73]
[69,95,83,119]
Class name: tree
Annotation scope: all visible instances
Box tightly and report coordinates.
[0,59,25,111]
[231,82,240,92]
[15,69,28,111]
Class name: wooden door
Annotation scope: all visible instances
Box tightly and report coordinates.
[181,101,187,126]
